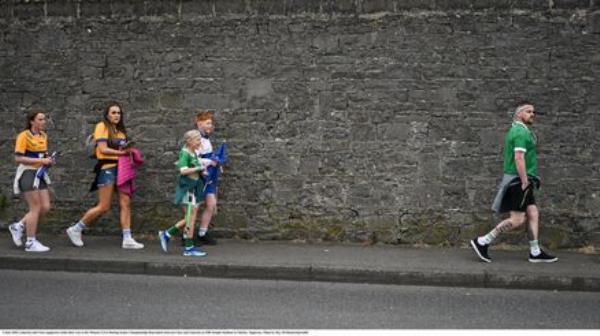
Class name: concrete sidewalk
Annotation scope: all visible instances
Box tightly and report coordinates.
[1,234,599,292]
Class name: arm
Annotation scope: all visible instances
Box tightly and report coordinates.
[180,166,204,176]
[94,122,128,156]
[514,151,528,190]
[200,158,217,167]
[15,155,52,166]
[97,141,128,156]
[177,149,205,176]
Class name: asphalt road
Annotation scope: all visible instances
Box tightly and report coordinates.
[1,270,599,329]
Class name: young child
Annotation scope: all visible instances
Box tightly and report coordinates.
[195,110,220,245]
[158,130,207,257]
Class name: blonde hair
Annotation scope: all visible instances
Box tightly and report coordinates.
[183,130,201,147]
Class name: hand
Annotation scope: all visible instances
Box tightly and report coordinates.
[521,180,529,191]
[41,157,54,166]
[209,160,218,167]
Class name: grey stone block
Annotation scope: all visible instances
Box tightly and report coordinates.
[551,0,592,9]
[590,12,600,33]
[286,0,322,14]
[12,0,45,18]
[47,0,79,17]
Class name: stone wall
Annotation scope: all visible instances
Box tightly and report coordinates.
[1,0,599,248]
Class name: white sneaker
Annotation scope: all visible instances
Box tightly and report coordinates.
[122,237,144,249]
[8,223,24,247]
[66,227,84,247]
[24,239,50,252]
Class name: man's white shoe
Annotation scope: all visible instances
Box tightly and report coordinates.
[122,237,144,249]
[24,240,50,252]
[66,227,84,247]
[8,223,24,247]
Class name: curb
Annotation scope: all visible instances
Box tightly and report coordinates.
[1,256,599,292]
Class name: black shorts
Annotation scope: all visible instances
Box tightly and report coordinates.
[501,183,535,212]
[18,169,48,193]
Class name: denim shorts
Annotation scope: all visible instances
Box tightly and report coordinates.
[97,167,117,187]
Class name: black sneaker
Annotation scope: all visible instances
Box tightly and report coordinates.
[470,238,491,262]
[529,250,558,263]
[197,232,218,246]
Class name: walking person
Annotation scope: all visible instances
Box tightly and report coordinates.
[65,101,144,249]
[158,130,207,257]
[471,102,557,263]
[9,109,54,252]
[194,110,221,245]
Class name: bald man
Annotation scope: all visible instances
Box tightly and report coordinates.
[471,102,557,263]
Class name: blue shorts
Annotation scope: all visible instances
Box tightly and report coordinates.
[97,167,117,187]
[204,182,217,195]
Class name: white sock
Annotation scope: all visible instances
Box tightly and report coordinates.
[16,221,25,230]
[73,220,86,232]
[198,228,207,237]
[26,237,36,244]
[530,240,541,256]
[122,229,132,239]
[478,231,496,245]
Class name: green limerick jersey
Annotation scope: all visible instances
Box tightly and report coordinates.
[174,147,204,205]
[503,121,538,176]
[177,147,201,173]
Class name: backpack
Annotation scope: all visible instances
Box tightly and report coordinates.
[85,134,97,159]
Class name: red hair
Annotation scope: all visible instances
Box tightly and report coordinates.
[195,110,214,122]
